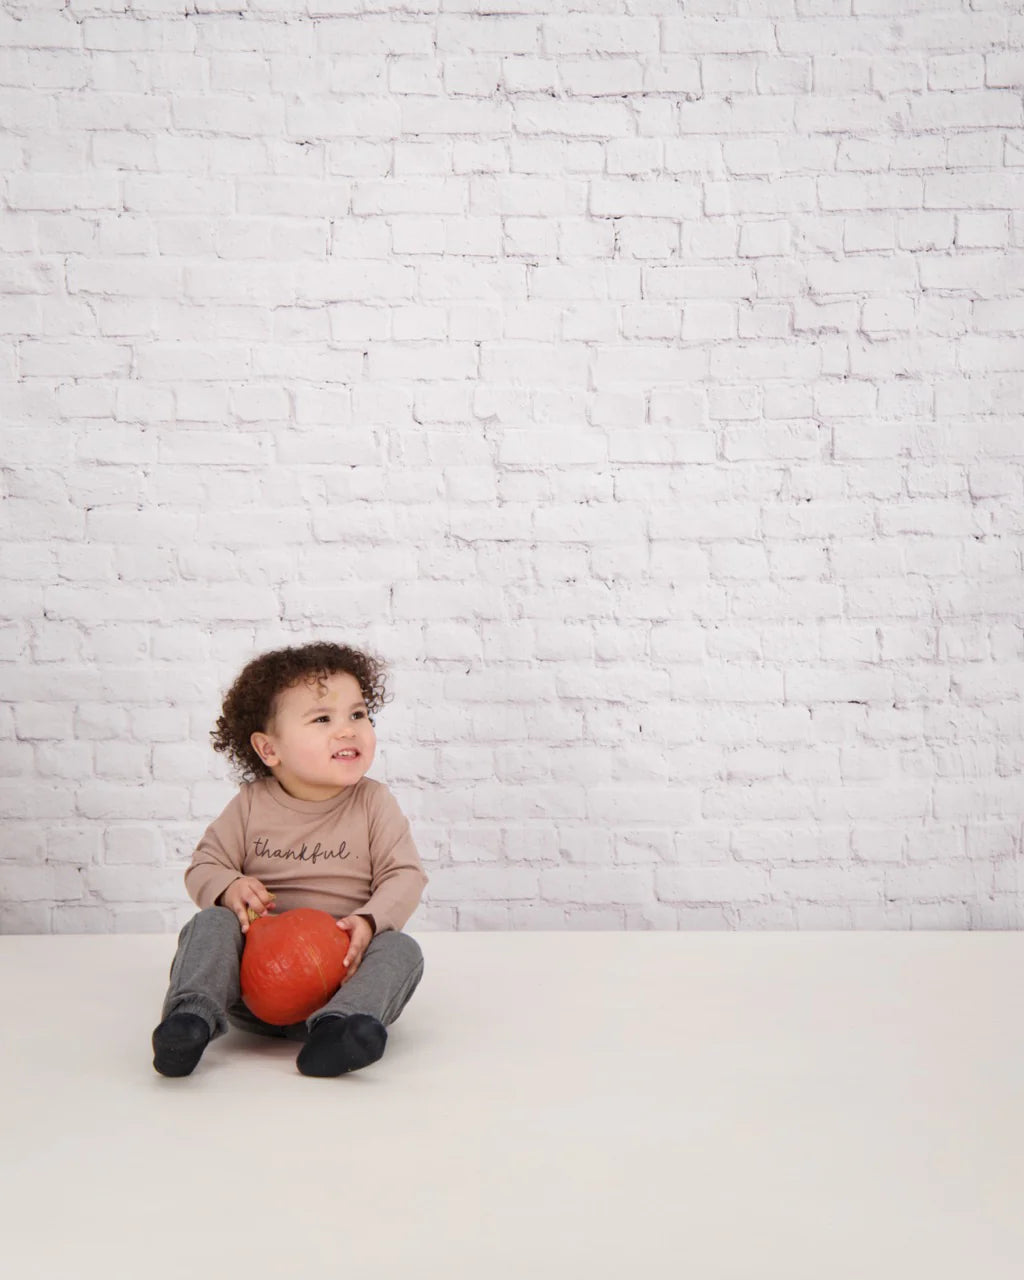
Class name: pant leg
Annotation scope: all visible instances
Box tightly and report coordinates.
[226,1000,305,1042]
[306,930,425,1033]
[161,906,244,1040]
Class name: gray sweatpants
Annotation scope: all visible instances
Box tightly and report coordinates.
[160,906,425,1043]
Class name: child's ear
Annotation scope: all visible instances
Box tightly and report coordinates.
[250,731,278,767]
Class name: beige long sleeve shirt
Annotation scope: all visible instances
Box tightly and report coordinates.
[183,775,428,934]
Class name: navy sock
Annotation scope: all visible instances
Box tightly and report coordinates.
[152,1012,211,1077]
[296,1013,387,1078]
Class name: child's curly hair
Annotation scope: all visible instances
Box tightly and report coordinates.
[211,641,390,781]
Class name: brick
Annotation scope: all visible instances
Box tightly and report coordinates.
[664,16,776,52]
[7,175,120,211]
[657,864,770,904]
[514,99,631,138]
[428,865,540,903]
[436,17,540,55]
[560,60,644,97]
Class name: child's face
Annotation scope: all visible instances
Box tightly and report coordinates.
[250,670,376,802]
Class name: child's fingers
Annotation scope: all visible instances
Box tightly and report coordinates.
[249,881,276,909]
[335,917,369,979]
[243,895,273,923]
[231,882,273,933]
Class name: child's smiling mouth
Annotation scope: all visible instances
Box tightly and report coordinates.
[333,749,360,760]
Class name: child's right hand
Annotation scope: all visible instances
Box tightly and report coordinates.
[220,877,276,933]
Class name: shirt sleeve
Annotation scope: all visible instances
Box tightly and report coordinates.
[359,782,429,934]
[183,786,252,910]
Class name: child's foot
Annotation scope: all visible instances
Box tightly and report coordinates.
[296,1013,387,1078]
[152,1012,211,1077]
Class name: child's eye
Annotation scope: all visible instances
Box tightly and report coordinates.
[352,710,366,720]
[313,715,330,724]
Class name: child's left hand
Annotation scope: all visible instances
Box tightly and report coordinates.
[337,915,374,981]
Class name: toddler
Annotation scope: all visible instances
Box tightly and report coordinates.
[151,641,428,1078]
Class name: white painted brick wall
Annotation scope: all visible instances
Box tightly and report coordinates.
[1,0,1022,935]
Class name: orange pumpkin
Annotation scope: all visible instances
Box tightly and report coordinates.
[240,908,351,1025]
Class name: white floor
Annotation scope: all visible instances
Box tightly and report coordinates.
[1,930,1022,1279]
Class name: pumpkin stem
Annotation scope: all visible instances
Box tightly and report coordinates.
[246,892,274,925]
